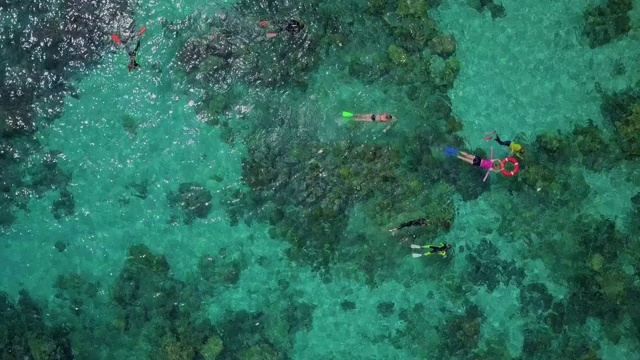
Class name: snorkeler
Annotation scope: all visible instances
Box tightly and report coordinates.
[411,242,451,258]
[341,111,396,132]
[353,113,393,123]
[389,218,427,234]
[446,147,502,173]
[111,26,147,71]
[485,131,525,158]
[259,19,306,39]
[126,40,141,71]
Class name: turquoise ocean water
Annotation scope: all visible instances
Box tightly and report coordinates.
[2,0,640,359]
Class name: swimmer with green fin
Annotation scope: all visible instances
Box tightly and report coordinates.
[342,111,396,132]
[411,243,451,258]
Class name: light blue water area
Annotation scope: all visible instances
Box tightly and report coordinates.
[3,0,249,285]
[2,0,640,358]
[436,0,640,147]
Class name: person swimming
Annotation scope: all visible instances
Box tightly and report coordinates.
[112,26,146,71]
[389,218,427,234]
[411,242,451,258]
[353,113,393,123]
[486,132,525,158]
[341,111,396,132]
[455,150,502,172]
[126,40,141,71]
[259,19,306,39]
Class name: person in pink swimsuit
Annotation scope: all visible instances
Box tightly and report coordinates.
[457,151,501,172]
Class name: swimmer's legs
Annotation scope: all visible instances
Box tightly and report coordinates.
[457,152,474,164]
[495,135,511,147]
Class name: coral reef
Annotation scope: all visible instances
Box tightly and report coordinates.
[122,114,139,136]
[112,244,173,323]
[429,34,457,57]
[388,44,411,66]
[110,244,222,359]
[0,0,128,137]
[582,0,633,48]
[174,6,321,92]
[465,239,525,291]
[235,138,393,268]
[201,335,223,360]
[519,282,553,315]
[214,310,278,359]
[167,182,213,224]
[54,273,98,316]
[439,304,484,357]
[0,146,75,227]
[0,0,130,228]
[484,83,640,346]
[571,120,610,171]
[376,301,395,317]
[238,345,277,360]
[232,130,463,278]
[521,327,553,358]
[1,245,229,360]
[601,89,640,160]
[431,57,461,87]
[15,2,633,358]
[467,0,507,19]
[396,0,428,18]
[0,291,73,360]
[12,244,296,359]
[52,189,76,220]
[197,251,246,289]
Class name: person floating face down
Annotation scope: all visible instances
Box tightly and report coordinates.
[111,26,146,71]
[259,19,306,38]
[353,112,395,132]
[127,40,141,71]
[456,151,502,173]
[389,218,427,234]
[411,242,451,258]
[354,113,393,123]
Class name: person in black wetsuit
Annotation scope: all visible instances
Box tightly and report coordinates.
[127,40,141,71]
[280,20,305,35]
[389,218,427,234]
[112,26,146,71]
[259,19,306,38]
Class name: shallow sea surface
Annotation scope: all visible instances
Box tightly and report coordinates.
[2,0,640,359]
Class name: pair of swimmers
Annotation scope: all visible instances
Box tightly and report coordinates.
[453,132,525,172]
[112,20,306,71]
[390,218,452,258]
[115,21,400,130]
[389,132,525,255]
[258,19,305,39]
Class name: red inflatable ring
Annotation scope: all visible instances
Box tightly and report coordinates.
[500,157,520,176]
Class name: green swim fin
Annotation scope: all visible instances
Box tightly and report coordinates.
[342,111,353,117]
